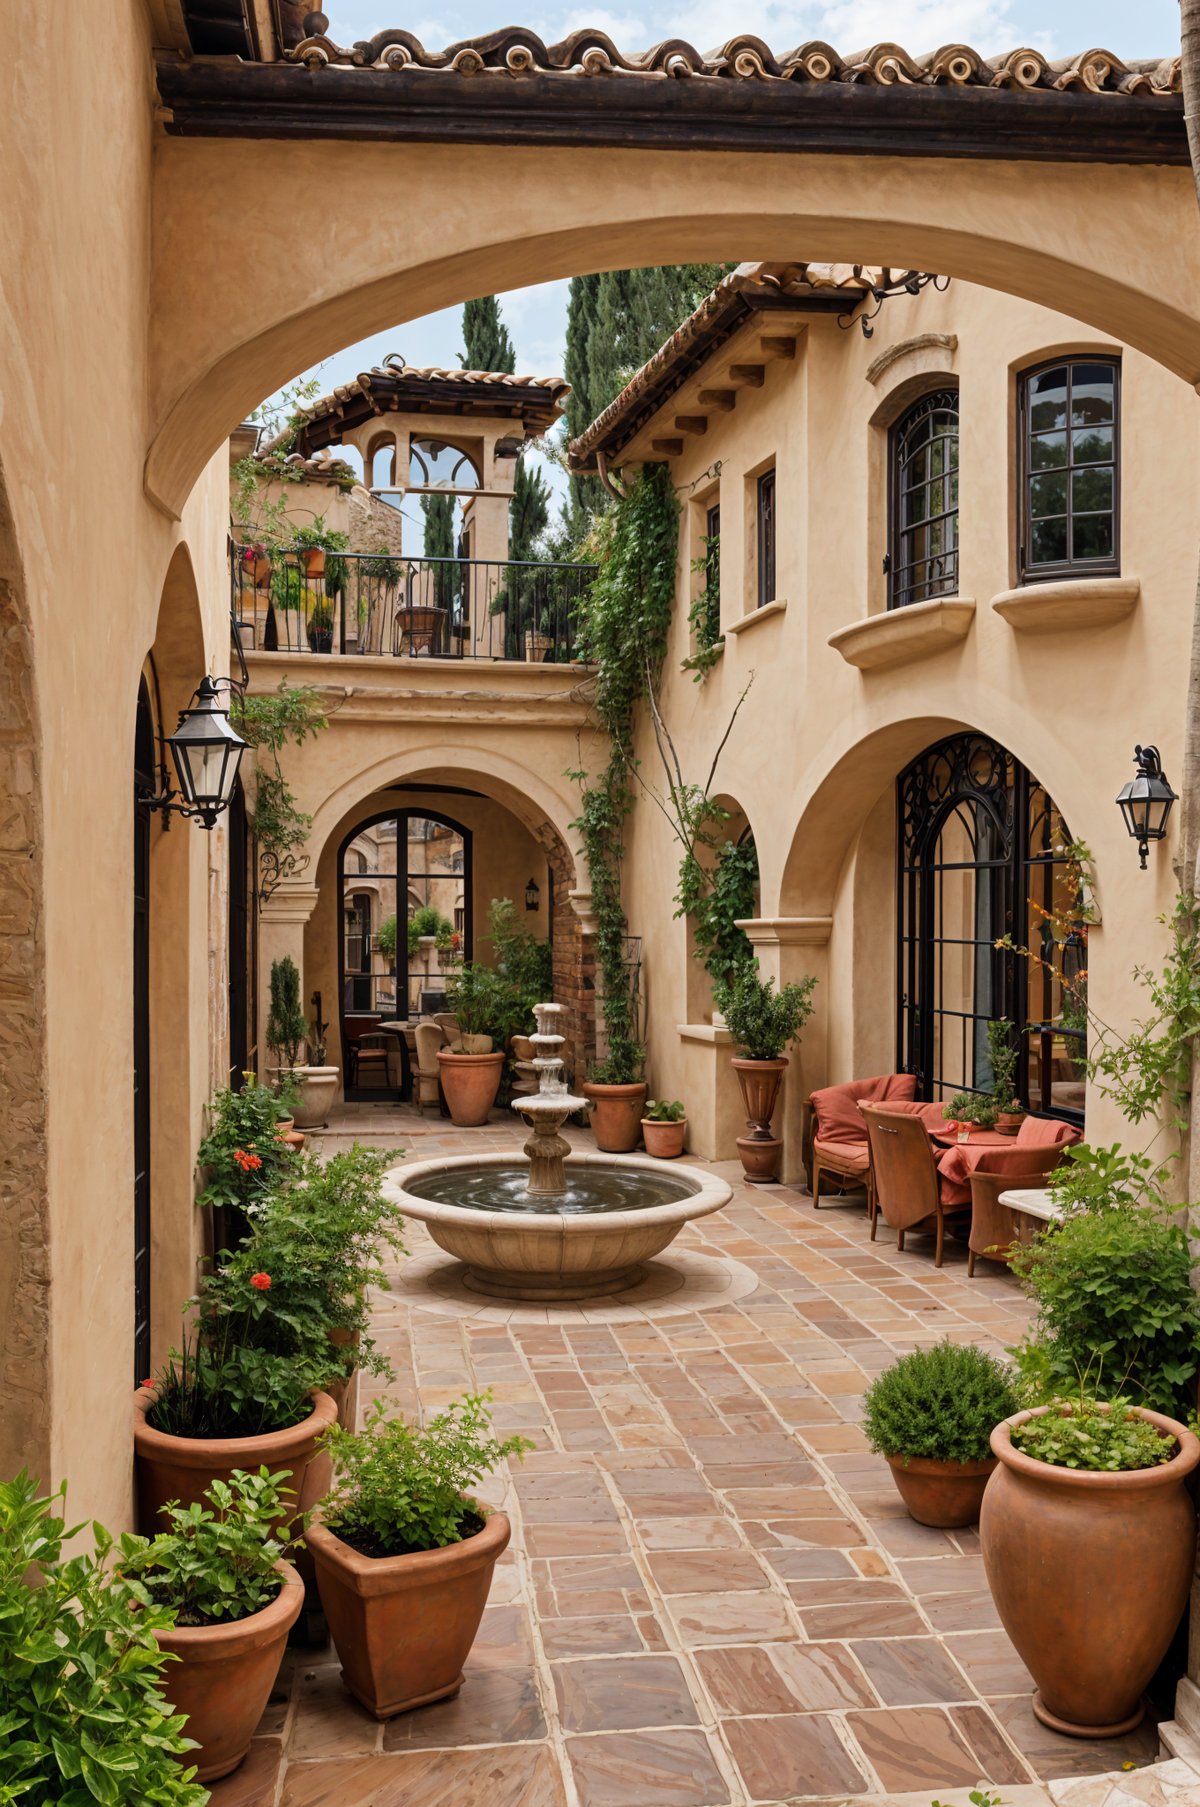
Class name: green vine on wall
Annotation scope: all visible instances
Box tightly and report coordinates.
[571,465,679,1082]
[232,681,328,904]
[681,532,723,682]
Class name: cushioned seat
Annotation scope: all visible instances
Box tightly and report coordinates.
[861,1103,971,1267]
[809,1073,917,1230]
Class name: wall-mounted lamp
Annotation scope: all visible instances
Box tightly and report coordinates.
[1115,744,1177,869]
[524,877,541,913]
[145,676,247,831]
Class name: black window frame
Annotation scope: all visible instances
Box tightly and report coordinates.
[1018,355,1120,584]
[887,387,960,610]
[755,469,776,609]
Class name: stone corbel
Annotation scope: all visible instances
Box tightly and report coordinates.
[567,889,597,935]
[735,916,834,947]
[259,884,320,927]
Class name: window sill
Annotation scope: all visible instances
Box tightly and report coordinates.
[828,595,975,672]
[991,575,1139,632]
[677,1023,735,1046]
[726,598,787,635]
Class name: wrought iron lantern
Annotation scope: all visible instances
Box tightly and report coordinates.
[1115,744,1177,868]
[524,877,540,913]
[147,676,247,830]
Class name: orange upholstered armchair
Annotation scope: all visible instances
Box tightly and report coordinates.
[860,1103,971,1267]
[809,1073,918,1227]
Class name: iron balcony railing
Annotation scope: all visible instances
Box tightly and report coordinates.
[231,544,596,663]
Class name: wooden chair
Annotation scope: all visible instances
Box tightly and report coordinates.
[967,1146,1068,1276]
[343,1014,388,1089]
[413,1020,444,1116]
[860,1103,971,1267]
[809,1073,918,1230]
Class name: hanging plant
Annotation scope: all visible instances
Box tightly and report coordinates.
[231,681,328,904]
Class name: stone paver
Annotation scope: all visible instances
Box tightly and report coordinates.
[207,1104,1161,1806]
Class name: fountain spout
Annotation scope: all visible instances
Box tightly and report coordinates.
[511,1003,588,1194]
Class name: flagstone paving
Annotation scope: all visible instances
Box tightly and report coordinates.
[206,1105,1164,1807]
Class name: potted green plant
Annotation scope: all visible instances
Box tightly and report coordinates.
[196,1073,300,1249]
[642,1098,687,1159]
[0,1472,206,1806]
[945,1090,1000,1137]
[713,964,816,1182]
[983,1396,1199,1736]
[863,1341,1020,1527]
[123,1469,304,1783]
[307,1394,531,1719]
[988,1017,1026,1131]
[292,518,349,582]
[268,956,338,1128]
[306,599,334,653]
[438,961,525,1125]
[582,1040,648,1153]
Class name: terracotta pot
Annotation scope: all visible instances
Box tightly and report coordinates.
[396,604,446,655]
[981,1405,1200,1736]
[308,1509,511,1719]
[301,547,326,578]
[996,1110,1026,1135]
[155,1560,303,1781]
[732,1057,788,1182]
[582,1082,647,1153]
[524,630,553,663]
[289,1064,340,1128]
[247,553,271,589]
[132,1387,338,1535]
[437,1049,506,1126]
[278,1126,306,1151]
[886,1453,997,1528]
[642,1118,687,1159]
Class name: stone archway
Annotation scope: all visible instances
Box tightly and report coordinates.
[0,453,49,1488]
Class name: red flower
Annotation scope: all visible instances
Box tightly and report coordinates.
[233,1148,263,1172]
[141,1378,154,1389]
[250,1272,272,1292]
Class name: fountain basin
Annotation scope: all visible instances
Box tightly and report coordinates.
[383,1153,733,1301]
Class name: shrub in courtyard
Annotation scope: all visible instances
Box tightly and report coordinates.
[306,1393,532,1719]
[266,955,307,1072]
[122,1469,303,1783]
[445,959,528,1046]
[1011,1397,1176,1472]
[488,896,553,1027]
[864,1341,1019,1466]
[714,964,816,1060]
[0,1470,206,1806]
[1009,1201,1200,1416]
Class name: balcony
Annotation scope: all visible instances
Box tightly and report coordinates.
[231,545,596,664]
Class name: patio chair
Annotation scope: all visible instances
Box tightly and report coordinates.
[809,1073,918,1229]
[413,1020,444,1117]
[860,1103,971,1268]
[967,1145,1067,1277]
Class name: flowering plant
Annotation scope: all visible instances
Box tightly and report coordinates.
[196,1075,297,1225]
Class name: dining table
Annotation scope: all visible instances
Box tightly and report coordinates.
[924,1120,1021,1201]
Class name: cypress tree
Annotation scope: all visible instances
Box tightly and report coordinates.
[421,491,456,609]
[509,457,551,564]
[460,296,516,374]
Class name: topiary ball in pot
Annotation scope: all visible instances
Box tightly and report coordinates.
[863,1339,1020,1527]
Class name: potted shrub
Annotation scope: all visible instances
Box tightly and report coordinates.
[306,599,334,653]
[240,540,272,590]
[713,964,816,1182]
[307,1393,531,1718]
[982,1397,1200,1735]
[196,1073,300,1249]
[863,1341,1020,1527]
[642,1098,687,1159]
[268,957,338,1129]
[945,1090,1000,1138]
[292,518,349,582]
[582,1038,647,1153]
[124,1470,304,1783]
[0,1471,206,1806]
[438,961,525,1126]
[988,1017,1026,1131]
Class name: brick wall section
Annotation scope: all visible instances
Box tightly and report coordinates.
[536,822,594,1085]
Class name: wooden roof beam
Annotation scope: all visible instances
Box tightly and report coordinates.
[728,364,765,387]
[651,437,685,456]
[760,335,797,359]
[674,415,708,435]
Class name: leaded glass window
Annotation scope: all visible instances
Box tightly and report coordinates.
[1020,358,1119,580]
[889,390,959,609]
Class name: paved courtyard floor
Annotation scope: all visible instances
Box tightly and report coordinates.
[208,1105,1164,1807]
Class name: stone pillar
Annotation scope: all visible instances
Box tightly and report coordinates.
[736,917,833,1184]
[257,884,319,1076]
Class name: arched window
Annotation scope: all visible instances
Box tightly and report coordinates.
[1019,357,1119,581]
[888,390,959,609]
[897,732,1083,1122]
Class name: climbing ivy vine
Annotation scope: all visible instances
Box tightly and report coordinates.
[571,465,679,1081]
[232,681,328,904]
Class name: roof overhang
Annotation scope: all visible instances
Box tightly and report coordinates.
[154,36,1186,163]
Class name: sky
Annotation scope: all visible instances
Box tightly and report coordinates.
[276,0,1183,519]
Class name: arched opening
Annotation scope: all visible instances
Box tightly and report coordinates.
[897,730,1083,1122]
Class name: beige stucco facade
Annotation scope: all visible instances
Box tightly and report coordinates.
[3,0,1200,1582]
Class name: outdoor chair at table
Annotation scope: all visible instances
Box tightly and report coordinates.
[967,1145,1068,1277]
[861,1103,972,1267]
[808,1073,917,1230]
[413,1019,445,1118]
[343,1013,388,1090]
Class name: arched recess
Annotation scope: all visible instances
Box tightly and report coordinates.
[0,453,50,1487]
[145,143,1200,515]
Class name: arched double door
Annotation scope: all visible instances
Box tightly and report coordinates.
[897,732,1084,1122]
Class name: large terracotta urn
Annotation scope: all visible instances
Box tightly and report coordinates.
[155,1561,303,1781]
[437,1049,505,1126]
[308,1508,511,1718]
[582,1082,647,1153]
[731,1056,787,1183]
[981,1405,1200,1736]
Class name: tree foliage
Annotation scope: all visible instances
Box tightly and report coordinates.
[460,295,516,375]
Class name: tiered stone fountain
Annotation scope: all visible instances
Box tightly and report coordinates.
[384,1002,731,1300]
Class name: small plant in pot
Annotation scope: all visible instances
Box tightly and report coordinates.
[713,962,816,1183]
[582,1037,648,1153]
[268,956,338,1128]
[944,1090,999,1138]
[642,1098,687,1159]
[197,1072,300,1248]
[863,1340,1020,1528]
[123,1469,304,1783]
[0,1471,206,1806]
[987,1017,1026,1131]
[307,1393,532,1719]
[439,961,525,1126]
[982,1393,1200,1736]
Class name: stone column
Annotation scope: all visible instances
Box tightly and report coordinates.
[735,917,832,1184]
[257,884,319,1075]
